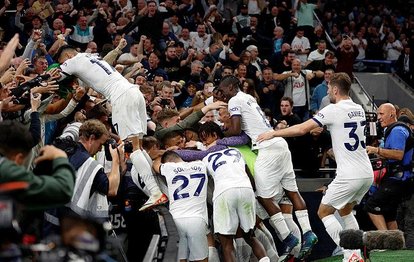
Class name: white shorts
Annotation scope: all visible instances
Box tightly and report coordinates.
[321,177,373,210]
[111,87,147,140]
[256,200,269,220]
[174,217,208,261]
[255,139,298,198]
[213,188,256,235]
[256,188,292,220]
[273,189,292,206]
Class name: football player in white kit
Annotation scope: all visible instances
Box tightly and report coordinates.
[56,45,167,211]
[198,122,270,262]
[257,72,374,253]
[217,76,317,261]
[154,151,209,262]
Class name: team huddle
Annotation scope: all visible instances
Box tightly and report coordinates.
[56,45,373,262]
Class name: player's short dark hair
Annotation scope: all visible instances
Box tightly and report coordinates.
[330,72,351,95]
[198,121,224,142]
[219,75,241,91]
[161,130,185,148]
[0,120,34,157]
[143,136,159,152]
[54,45,77,62]
[161,150,182,163]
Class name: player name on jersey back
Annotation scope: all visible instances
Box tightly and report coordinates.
[203,148,252,200]
[160,161,208,221]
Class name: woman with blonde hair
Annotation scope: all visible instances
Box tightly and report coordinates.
[398,107,414,120]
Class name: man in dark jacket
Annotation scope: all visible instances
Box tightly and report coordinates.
[0,120,75,210]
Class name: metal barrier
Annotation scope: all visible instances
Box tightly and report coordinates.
[143,235,160,262]
[313,11,336,50]
[143,206,179,262]
[353,74,378,111]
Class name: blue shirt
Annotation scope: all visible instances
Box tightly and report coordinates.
[385,125,414,180]
[310,81,328,112]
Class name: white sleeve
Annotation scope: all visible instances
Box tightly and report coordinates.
[228,97,241,117]
[312,103,336,127]
[160,164,169,178]
[59,56,78,75]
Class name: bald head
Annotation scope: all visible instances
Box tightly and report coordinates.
[379,103,396,115]
[378,103,397,128]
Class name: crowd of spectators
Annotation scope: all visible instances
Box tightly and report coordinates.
[1,0,414,260]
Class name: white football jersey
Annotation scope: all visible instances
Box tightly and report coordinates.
[228,91,283,149]
[313,99,373,179]
[160,161,208,222]
[203,148,252,201]
[60,53,132,101]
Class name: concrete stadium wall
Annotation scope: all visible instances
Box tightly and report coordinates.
[354,73,414,112]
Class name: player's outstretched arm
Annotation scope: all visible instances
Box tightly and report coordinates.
[257,119,319,142]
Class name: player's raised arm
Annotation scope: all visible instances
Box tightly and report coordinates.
[257,119,319,142]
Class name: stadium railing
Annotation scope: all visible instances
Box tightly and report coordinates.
[143,206,178,262]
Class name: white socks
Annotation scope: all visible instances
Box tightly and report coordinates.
[208,246,220,262]
[255,228,279,262]
[235,238,252,262]
[341,212,362,261]
[322,214,343,246]
[342,213,360,230]
[269,212,290,240]
[130,149,161,197]
[343,249,363,262]
[295,209,312,233]
[258,257,270,262]
[258,222,277,251]
[284,213,302,257]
